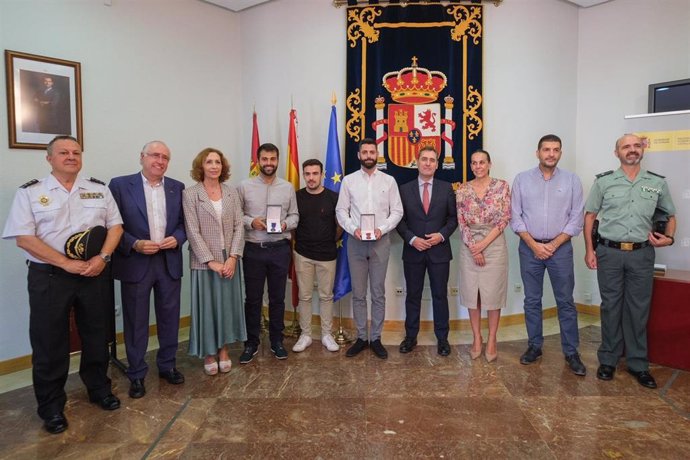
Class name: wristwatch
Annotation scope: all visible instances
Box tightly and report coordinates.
[99,252,112,263]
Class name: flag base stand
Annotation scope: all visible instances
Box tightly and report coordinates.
[261,306,269,337]
[334,299,352,345]
[285,306,302,338]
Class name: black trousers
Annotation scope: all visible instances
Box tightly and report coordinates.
[27,263,112,419]
[243,242,291,346]
[403,258,450,341]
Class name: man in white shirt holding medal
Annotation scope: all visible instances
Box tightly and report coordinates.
[336,138,403,359]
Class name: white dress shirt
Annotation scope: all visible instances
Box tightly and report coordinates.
[336,168,403,236]
[142,173,167,242]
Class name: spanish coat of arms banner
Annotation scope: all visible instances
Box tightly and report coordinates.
[345,3,483,186]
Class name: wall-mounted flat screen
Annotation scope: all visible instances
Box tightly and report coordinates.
[648,78,690,113]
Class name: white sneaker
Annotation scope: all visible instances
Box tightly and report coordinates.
[292,335,312,352]
[322,334,340,352]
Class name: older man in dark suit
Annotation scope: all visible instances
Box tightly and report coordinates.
[396,146,458,356]
[109,140,186,399]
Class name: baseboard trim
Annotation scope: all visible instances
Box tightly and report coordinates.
[0,316,192,376]
[1,305,599,376]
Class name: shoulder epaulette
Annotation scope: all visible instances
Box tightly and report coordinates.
[88,177,106,185]
[595,170,613,179]
[647,170,665,178]
[19,179,39,189]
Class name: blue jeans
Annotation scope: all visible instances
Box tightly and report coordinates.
[519,239,579,355]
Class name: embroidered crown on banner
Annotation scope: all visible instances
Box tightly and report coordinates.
[382,56,447,104]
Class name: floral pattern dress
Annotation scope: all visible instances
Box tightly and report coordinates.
[455,178,511,309]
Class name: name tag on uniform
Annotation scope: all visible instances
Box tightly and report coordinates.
[641,186,660,194]
[79,192,104,199]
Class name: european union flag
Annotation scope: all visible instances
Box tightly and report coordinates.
[324,105,351,302]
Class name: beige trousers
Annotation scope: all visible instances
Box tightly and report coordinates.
[294,251,336,336]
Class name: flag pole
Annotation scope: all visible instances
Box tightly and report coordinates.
[328,91,352,346]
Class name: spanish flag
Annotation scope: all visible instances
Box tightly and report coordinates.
[249,111,260,177]
[287,108,300,308]
[286,109,300,190]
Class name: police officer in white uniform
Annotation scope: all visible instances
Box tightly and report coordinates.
[2,135,124,434]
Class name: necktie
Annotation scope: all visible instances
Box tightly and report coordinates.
[422,182,430,214]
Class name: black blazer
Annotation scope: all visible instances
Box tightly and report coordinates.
[396,178,458,263]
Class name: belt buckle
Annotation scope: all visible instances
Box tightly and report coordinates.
[620,242,633,251]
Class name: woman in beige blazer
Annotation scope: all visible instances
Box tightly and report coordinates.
[183,148,246,375]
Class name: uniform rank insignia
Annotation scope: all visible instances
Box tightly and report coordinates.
[595,170,613,179]
[38,195,51,206]
[20,179,39,189]
[80,192,105,199]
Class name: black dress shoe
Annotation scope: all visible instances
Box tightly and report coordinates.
[90,393,121,410]
[596,364,615,381]
[627,369,657,389]
[129,379,146,399]
[520,346,542,365]
[399,337,417,354]
[345,339,369,357]
[437,340,451,357]
[371,339,388,359]
[159,368,185,385]
[565,353,587,376]
[43,413,68,434]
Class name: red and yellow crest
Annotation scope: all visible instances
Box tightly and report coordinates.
[372,57,456,170]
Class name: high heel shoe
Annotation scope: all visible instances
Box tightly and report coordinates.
[204,361,219,376]
[218,359,232,373]
[470,346,482,360]
[485,344,498,363]
[469,337,483,360]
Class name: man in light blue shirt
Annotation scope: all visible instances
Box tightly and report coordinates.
[511,134,585,375]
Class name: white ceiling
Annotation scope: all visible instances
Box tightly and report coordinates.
[199,0,614,13]
[563,0,613,7]
[200,0,273,13]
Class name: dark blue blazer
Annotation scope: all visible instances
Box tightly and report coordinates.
[396,178,458,264]
[109,173,186,283]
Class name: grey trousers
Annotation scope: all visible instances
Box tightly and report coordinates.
[596,244,655,371]
[347,233,391,341]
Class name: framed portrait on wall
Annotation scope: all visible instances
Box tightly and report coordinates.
[4,50,83,150]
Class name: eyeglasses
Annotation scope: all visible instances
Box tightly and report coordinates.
[145,152,170,162]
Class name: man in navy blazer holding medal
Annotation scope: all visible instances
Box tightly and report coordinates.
[336,138,403,359]
[396,146,457,356]
[109,140,187,399]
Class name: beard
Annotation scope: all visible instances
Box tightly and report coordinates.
[360,158,376,169]
[260,164,276,176]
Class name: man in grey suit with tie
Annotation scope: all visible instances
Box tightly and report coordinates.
[396,146,458,356]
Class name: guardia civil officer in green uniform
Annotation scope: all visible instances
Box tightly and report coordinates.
[2,136,124,434]
[583,133,676,389]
